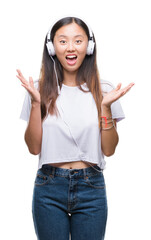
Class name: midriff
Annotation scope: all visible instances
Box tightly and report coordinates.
[48,160,97,169]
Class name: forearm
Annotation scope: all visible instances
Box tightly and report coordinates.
[101,105,119,156]
[25,101,42,155]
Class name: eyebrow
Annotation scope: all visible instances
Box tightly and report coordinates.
[58,34,84,38]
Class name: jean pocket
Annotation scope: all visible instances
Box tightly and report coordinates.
[34,169,51,186]
[84,172,105,189]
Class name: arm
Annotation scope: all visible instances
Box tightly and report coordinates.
[101,82,134,157]
[101,105,118,156]
[25,101,42,155]
[17,69,42,155]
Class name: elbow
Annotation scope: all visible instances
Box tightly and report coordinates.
[103,150,115,157]
[28,148,41,155]
[102,143,118,157]
[104,151,115,157]
[24,135,41,155]
[27,142,41,155]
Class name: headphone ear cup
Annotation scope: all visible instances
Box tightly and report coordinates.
[87,40,95,55]
[46,41,56,56]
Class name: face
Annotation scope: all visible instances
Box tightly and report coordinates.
[53,22,88,74]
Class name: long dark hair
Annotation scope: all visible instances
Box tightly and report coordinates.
[39,17,103,129]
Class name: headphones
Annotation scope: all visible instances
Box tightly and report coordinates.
[46,17,95,56]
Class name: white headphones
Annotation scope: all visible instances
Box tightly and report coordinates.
[46,17,95,56]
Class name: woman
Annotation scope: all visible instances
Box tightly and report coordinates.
[17,16,134,240]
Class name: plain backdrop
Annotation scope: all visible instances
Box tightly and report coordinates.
[0,0,151,239]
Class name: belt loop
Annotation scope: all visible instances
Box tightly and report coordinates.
[83,168,86,179]
[52,167,55,177]
[49,166,55,178]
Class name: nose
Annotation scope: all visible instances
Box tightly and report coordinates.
[67,41,76,52]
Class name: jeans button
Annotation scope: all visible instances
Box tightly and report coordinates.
[70,170,75,176]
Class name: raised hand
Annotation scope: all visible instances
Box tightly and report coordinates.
[101,82,135,108]
[16,69,41,104]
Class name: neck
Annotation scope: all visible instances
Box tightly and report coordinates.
[62,70,77,86]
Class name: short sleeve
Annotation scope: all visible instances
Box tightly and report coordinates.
[19,79,39,122]
[101,80,125,122]
[20,91,32,122]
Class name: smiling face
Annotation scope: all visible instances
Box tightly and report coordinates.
[53,22,88,75]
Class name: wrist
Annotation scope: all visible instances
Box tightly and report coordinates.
[31,100,41,108]
[101,103,111,110]
[101,104,112,116]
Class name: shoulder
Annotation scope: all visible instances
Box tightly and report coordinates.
[100,79,115,93]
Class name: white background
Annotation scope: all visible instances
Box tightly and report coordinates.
[0,0,151,239]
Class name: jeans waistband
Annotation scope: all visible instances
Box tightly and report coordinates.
[41,164,102,178]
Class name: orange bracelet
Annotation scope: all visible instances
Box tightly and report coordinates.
[101,116,107,128]
[101,116,112,127]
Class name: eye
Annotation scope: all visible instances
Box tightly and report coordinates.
[76,40,82,44]
[60,40,66,44]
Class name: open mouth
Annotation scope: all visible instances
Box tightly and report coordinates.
[65,55,77,65]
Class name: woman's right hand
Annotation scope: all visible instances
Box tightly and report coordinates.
[16,69,41,104]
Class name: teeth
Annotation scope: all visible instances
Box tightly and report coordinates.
[66,55,77,59]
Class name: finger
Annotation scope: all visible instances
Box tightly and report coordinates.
[17,71,27,83]
[21,83,30,91]
[126,83,134,92]
[17,75,30,88]
[21,82,33,93]
[17,75,28,86]
[16,69,21,74]
[16,74,25,83]
[16,69,27,83]
[125,82,135,89]
[115,83,122,91]
[29,76,34,88]
[121,83,134,96]
[120,82,134,93]
[129,82,135,88]
[16,69,24,78]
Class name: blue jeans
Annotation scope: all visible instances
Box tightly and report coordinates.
[32,164,108,240]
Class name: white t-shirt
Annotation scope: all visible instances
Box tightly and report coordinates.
[20,79,125,170]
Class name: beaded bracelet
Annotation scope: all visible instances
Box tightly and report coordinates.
[101,119,113,124]
[101,124,115,131]
[101,116,115,131]
[101,116,111,127]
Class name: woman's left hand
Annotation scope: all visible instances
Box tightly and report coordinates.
[101,82,135,108]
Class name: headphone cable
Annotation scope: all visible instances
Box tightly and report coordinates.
[50,55,61,95]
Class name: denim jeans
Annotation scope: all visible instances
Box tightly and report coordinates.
[32,164,108,240]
